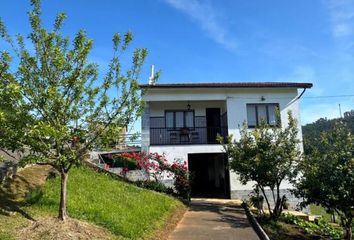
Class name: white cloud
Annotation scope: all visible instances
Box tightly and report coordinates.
[163,0,237,51]
[326,0,354,38]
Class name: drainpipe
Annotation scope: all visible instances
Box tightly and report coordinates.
[296,88,307,100]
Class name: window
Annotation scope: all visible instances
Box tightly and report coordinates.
[246,103,280,127]
[165,110,194,129]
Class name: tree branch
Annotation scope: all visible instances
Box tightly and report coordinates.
[0,149,19,160]
[259,185,272,215]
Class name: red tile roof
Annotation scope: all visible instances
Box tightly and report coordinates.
[139,82,313,89]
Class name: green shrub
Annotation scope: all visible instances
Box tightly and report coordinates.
[102,154,138,169]
[25,186,44,204]
[135,180,174,194]
[281,213,342,239]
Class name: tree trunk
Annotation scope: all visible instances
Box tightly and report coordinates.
[272,185,284,219]
[58,171,68,221]
[344,218,353,240]
[260,186,272,216]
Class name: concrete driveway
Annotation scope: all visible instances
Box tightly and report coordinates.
[168,199,260,240]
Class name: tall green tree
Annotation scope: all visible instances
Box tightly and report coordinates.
[0,0,154,221]
[294,121,354,240]
[0,51,30,161]
[221,112,301,219]
[302,113,354,155]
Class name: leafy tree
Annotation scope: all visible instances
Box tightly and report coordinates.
[302,112,354,155]
[294,121,354,240]
[92,122,126,150]
[344,110,354,118]
[221,112,301,219]
[0,0,155,221]
[0,51,30,161]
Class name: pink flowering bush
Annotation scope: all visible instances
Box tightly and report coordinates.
[121,152,191,200]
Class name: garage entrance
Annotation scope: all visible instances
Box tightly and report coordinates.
[188,153,230,198]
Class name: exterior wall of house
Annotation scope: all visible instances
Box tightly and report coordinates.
[149,144,225,187]
[149,101,227,117]
[141,103,150,153]
[142,87,304,206]
[224,88,303,198]
[147,100,228,145]
[146,100,227,163]
[149,145,224,164]
[225,89,302,145]
[142,100,227,153]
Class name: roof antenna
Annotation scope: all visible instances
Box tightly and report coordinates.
[148,65,155,85]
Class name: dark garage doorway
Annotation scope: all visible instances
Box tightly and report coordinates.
[188,153,230,198]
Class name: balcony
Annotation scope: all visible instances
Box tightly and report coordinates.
[150,126,228,146]
[147,101,228,145]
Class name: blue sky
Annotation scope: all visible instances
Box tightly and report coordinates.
[1,0,354,127]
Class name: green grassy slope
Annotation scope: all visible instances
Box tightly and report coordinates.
[0,166,184,239]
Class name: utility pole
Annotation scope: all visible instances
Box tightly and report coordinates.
[339,104,342,118]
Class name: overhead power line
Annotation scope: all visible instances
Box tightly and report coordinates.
[303,94,354,99]
[228,94,354,100]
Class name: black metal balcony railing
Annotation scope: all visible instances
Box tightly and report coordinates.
[150,127,228,145]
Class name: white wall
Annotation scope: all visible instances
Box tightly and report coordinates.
[149,145,224,164]
[143,87,304,192]
[149,100,227,117]
[149,145,225,182]
[224,89,301,191]
[225,89,301,140]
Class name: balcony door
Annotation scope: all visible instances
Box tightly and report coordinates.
[206,108,221,143]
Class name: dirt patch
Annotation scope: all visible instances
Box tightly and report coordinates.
[17,217,114,240]
[149,205,188,240]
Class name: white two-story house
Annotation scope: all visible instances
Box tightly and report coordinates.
[140,82,312,200]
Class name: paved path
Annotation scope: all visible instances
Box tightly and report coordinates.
[168,199,260,240]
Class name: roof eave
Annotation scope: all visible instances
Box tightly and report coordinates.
[139,82,313,89]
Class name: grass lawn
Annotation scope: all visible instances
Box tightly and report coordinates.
[310,204,335,222]
[0,165,185,239]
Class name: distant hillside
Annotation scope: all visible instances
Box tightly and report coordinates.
[302,110,354,154]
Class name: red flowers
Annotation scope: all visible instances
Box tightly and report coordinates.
[121,151,191,199]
